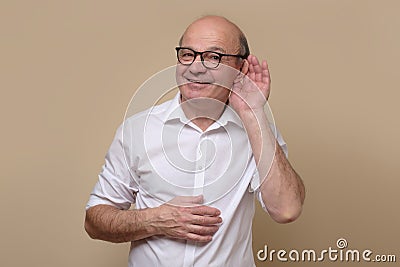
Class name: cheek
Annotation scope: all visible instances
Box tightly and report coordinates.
[212,65,240,89]
[175,65,187,86]
[213,73,235,89]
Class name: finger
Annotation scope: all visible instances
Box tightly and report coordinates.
[189,224,219,236]
[189,205,221,216]
[180,195,204,204]
[190,214,223,225]
[192,195,204,203]
[248,55,264,83]
[185,232,213,243]
[168,195,204,206]
[261,60,270,88]
[252,56,263,83]
[247,55,256,81]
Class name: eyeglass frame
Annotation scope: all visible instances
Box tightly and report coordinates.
[175,47,247,69]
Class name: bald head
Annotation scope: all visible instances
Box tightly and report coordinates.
[179,16,250,58]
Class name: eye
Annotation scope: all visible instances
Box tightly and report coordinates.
[181,52,194,58]
[178,51,195,63]
[205,52,221,62]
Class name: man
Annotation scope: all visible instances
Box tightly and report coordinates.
[85,15,305,266]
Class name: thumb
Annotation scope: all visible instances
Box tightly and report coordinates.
[168,195,204,206]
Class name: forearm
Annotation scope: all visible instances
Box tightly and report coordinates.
[85,204,156,243]
[261,144,305,222]
[85,199,222,243]
[239,109,305,223]
[239,109,276,180]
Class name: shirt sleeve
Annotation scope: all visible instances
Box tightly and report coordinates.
[250,126,288,212]
[86,124,139,210]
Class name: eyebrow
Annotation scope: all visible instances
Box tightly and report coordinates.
[206,46,226,53]
[183,45,227,53]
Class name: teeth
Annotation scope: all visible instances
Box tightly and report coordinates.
[189,79,208,84]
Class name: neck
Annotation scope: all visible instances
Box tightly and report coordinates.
[180,96,227,132]
[191,118,215,132]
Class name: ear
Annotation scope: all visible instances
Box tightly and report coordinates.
[240,59,249,75]
[234,59,249,84]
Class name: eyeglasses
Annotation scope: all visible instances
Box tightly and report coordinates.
[175,47,246,69]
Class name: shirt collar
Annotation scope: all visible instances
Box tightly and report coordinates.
[162,92,244,129]
[218,103,244,128]
[162,92,190,124]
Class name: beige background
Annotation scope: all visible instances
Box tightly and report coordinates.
[1,0,399,266]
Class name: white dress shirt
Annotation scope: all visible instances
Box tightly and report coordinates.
[87,93,287,267]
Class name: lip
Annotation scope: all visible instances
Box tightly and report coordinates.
[186,78,212,84]
[181,78,213,90]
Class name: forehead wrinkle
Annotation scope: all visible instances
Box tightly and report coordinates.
[207,46,226,53]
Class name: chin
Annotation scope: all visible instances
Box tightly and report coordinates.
[180,84,210,99]
[179,84,229,102]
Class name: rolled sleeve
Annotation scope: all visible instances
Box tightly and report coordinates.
[86,124,138,210]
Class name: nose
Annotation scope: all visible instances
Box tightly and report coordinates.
[188,54,207,74]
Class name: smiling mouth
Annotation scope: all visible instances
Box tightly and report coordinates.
[186,78,211,84]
